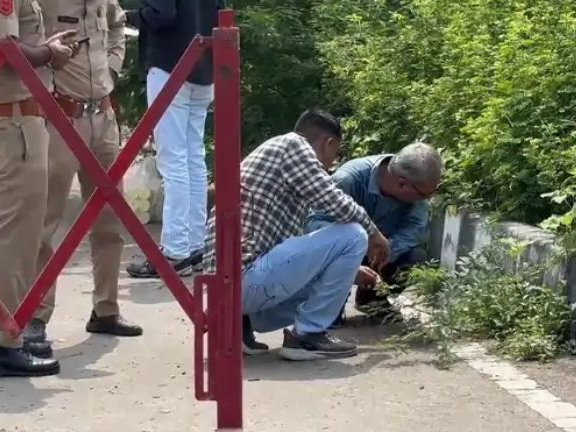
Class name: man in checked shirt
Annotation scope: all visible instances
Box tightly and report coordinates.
[203,109,390,361]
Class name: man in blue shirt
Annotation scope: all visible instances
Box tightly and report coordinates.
[306,142,443,323]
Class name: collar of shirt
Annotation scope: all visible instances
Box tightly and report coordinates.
[367,154,393,196]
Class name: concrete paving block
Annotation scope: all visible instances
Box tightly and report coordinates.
[553,417,576,428]
[497,379,540,391]
[509,389,560,404]
[526,401,576,420]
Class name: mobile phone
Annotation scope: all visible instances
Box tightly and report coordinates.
[76,37,90,45]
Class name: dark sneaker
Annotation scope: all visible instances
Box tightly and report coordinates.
[242,315,268,356]
[23,340,53,359]
[23,318,47,343]
[86,311,143,337]
[0,347,60,377]
[279,328,357,361]
[126,250,202,278]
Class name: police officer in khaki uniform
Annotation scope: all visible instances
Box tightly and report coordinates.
[24,0,142,356]
[0,0,77,376]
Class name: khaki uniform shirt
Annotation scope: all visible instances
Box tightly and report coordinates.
[0,0,52,104]
[40,0,126,101]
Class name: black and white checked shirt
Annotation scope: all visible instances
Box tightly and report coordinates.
[202,132,377,273]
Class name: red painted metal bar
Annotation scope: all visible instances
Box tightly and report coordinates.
[0,36,209,335]
[0,10,243,430]
[212,11,243,430]
[194,275,209,400]
[194,274,219,402]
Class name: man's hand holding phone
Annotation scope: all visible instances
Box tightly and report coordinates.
[45,30,78,70]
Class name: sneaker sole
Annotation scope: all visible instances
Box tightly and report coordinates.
[279,347,358,361]
[126,264,196,279]
[242,343,269,356]
[85,327,143,337]
[0,363,60,377]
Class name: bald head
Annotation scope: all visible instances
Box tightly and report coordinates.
[389,142,444,185]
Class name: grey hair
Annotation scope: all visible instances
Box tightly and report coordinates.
[388,141,444,184]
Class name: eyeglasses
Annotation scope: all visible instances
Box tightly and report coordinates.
[403,178,440,199]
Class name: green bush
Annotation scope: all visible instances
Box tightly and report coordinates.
[116,0,326,156]
[231,0,326,153]
[400,240,571,363]
[315,0,576,224]
[115,0,576,226]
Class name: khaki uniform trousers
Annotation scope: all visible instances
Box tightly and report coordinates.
[0,116,48,348]
[35,108,123,322]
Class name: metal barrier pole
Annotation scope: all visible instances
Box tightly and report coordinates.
[0,9,244,427]
[213,10,243,430]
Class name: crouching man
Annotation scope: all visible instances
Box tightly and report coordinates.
[203,109,390,361]
[307,142,443,325]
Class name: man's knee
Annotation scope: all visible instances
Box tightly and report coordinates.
[339,223,369,254]
[90,211,124,243]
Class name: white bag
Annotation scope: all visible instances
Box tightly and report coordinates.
[124,155,163,224]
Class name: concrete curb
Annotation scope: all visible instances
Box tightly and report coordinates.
[427,208,576,313]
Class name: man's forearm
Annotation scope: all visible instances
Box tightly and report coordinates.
[18,42,51,68]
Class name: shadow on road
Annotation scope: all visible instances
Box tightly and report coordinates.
[54,334,119,380]
[0,380,72,414]
[244,314,437,383]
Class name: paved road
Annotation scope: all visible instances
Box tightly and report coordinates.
[0,221,574,431]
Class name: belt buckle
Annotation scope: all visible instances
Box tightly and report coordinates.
[83,101,101,116]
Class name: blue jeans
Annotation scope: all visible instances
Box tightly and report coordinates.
[243,223,368,334]
[147,67,214,259]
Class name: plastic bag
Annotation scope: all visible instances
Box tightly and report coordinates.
[124,155,163,224]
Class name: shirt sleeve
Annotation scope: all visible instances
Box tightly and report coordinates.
[282,136,377,236]
[106,0,126,75]
[388,201,428,263]
[0,1,19,39]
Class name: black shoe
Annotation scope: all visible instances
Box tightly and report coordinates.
[23,318,47,343]
[0,347,60,377]
[279,328,357,361]
[86,311,143,337]
[23,340,53,359]
[126,250,202,278]
[242,315,269,356]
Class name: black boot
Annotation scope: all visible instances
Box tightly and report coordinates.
[23,318,47,343]
[23,340,53,359]
[23,318,52,358]
[0,347,60,377]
